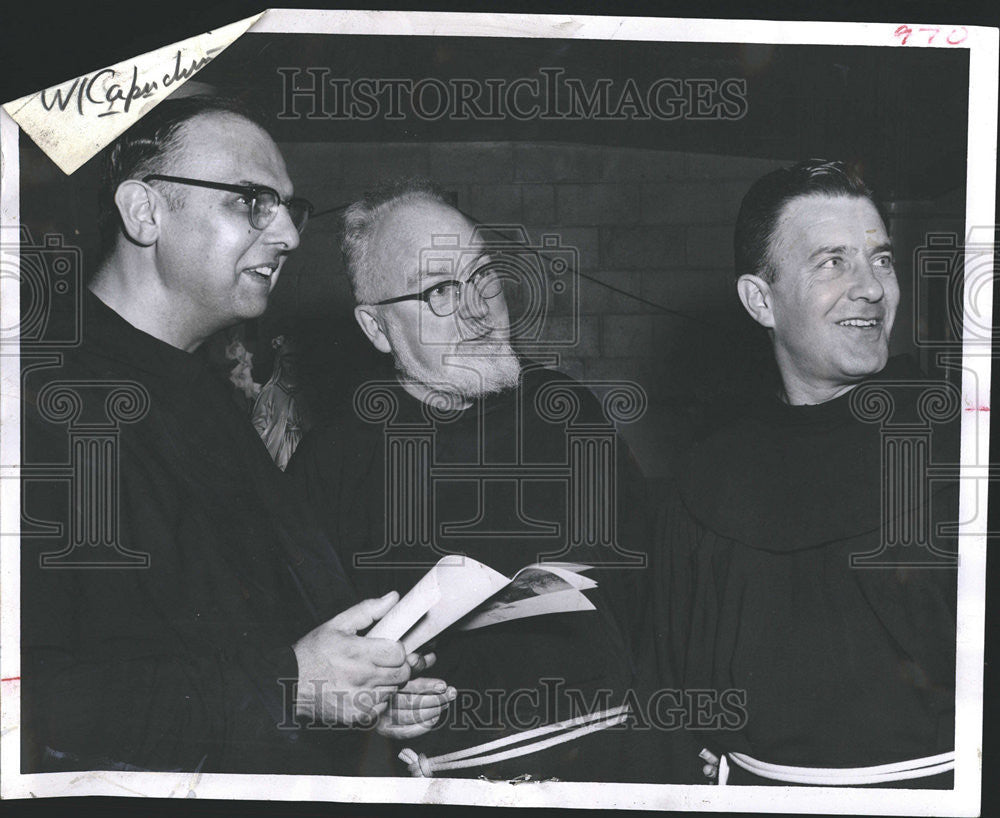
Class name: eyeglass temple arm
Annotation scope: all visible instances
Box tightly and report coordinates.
[374,293,425,306]
[142,175,249,195]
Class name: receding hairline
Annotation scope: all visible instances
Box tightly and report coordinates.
[377,191,471,230]
[157,110,277,175]
[374,196,479,294]
[763,190,884,278]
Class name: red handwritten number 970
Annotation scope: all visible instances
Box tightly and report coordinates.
[894,25,968,46]
[947,27,968,45]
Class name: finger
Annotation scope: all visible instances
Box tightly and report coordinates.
[362,637,408,668]
[703,763,717,779]
[391,684,456,717]
[385,705,449,726]
[377,721,436,740]
[371,684,401,704]
[384,693,452,723]
[399,677,449,695]
[407,651,436,674]
[393,692,456,712]
[366,662,411,688]
[389,693,455,712]
[329,591,399,634]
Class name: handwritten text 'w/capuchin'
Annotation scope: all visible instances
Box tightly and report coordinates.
[39,49,221,117]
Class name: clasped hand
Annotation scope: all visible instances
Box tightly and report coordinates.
[292,591,454,734]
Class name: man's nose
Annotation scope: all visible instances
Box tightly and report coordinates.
[848,258,885,301]
[264,204,301,252]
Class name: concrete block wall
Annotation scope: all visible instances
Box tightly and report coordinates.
[272,141,792,475]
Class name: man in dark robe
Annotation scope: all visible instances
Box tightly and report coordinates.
[20,96,449,775]
[654,160,958,786]
[288,180,663,781]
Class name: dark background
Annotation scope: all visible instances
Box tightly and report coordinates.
[18,33,970,476]
[3,2,996,817]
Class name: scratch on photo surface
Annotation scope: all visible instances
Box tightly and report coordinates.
[68,772,148,797]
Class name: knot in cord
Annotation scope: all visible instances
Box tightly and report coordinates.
[398,748,434,777]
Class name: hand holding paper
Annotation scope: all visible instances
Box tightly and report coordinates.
[292,591,412,725]
[367,556,598,652]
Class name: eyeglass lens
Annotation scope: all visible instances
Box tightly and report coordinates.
[251,191,309,232]
[428,266,505,316]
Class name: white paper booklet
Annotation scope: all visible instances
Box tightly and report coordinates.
[365,556,597,652]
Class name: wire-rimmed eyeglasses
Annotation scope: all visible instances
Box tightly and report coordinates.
[373,261,506,317]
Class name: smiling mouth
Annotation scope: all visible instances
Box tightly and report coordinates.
[242,264,277,282]
[837,318,882,328]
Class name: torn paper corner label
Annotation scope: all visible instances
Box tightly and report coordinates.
[1,12,264,176]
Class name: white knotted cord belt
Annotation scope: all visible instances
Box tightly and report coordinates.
[719,750,955,786]
[398,704,630,777]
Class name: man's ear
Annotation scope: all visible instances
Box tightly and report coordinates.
[114,180,161,246]
[354,305,392,353]
[736,274,775,329]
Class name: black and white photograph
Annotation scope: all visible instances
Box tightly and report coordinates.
[0,5,995,816]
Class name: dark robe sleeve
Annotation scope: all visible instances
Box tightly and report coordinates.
[625,479,716,783]
[20,399,360,774]
[286,426,343,544]
[21,459,307,773]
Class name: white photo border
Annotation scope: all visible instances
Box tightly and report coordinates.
[1,9,995,815]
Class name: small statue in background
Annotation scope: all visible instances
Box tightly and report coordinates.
[224,336,262,410]
[252,335,310,470]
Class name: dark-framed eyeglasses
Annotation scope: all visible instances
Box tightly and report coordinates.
[373,262,505,317]
[141,174,314,233]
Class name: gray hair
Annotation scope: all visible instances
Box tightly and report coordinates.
[341,178,450,304]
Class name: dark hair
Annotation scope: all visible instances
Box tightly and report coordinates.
[733,159,880,283]
[97,95,266,257]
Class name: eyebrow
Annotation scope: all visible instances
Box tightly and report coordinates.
[412,249,491,285]
[808,245,850,262]
[408,268,453,292]
[808,242,893,262]
[238,179,294,199]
